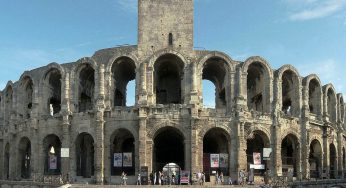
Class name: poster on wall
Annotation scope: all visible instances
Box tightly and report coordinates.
[253,152,261,165]
[219,153,228,168]
[263,148,272,160]
[113,153,122,167]
[49,155,57,170]
[210,154,219,168]
[123,152,132,167]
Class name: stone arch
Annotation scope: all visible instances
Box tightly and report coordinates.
[329,143,337,179]
[108,56,137,107]
[148,49,188,69]
[75,132,94,178]
[244,124,271,143]
[198,52,234,109]
[198,123,233,140]
[18,75,34,119]
[303,74,323,116]
[148,120,187,141]
[110,128,136,175]
[42,67,63,115]
[323,84,337,123]
[18,137,31,179]
[276,65,301,117]
[43,134,62,175]
[40,63,65,84]
[4,82,14,125]
[197,51,235,72]
[281,133,300,177]
[72,57,97,112]
[309,139,322,178]
[106,54,139,73]
[242,56,273,114]
[201,127,232,181]
[152,126,186,172]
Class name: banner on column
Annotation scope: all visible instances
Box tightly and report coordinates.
[263,148,272,160]
[113,153,122,167]
[49,155,57,170]
[219,153,228,168]
[210,154,219,168]
[61,148,69,158]
[123,152,132,167]
[253,152,261,165]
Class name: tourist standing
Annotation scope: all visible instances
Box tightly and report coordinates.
[137,173,141,185]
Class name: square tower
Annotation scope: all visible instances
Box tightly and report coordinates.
[138,0,194,57]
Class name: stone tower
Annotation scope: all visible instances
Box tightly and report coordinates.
[138,0,194,57]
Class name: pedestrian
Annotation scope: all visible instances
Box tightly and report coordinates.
[121,171,127,185]
[228,176,233,185]
[172,173,176,185]
[197,171,202,185]
[137,173,141,185]
[215,171,219,185]
[150,172,154,185]
[220,172,224,184]
[158,171,162,185]
[239,169,244,185]
[154,171,157,185]
[201,172,205,185]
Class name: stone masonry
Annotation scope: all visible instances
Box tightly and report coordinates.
[0,0,346,185]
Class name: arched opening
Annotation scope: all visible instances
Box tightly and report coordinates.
[308,79,322,116]
[153,127,185,174]
[112,57,136,107]
[4,143,10,180]
[281,134,299,177]
[110,129,135,176]
[329,143,337,179]
[21,77,33,119]
[327,88,337,123]
[202,80,215,108]
[202,57,227,109]
[76,133,94,178]
[78,65,95,112]
[18,137,31,179]
[247,62,269,113]
[281,70,299,117]
[203,128,230,182]
[45,68,61,115]
[5,86,13,124]
[154,54,184,104]
[43,134,61,175]
[309,139,322,178]
[246,131,270,177]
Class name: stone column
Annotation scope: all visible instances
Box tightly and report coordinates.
[272,125,282,176]
[95,64,105,184]
[139,63,148,105]
[301,85,310,179]
[61,72,71,182]
[337,132,343,178]
[322,127,329,178]
[234,122,247,178]
[189,62,198,105]
[190,119,200,174]
[138,108,147,168]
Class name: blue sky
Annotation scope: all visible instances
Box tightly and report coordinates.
[0,0,346,107]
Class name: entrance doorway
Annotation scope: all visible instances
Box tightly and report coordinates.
[309,139,322,178]
[281,134,299,177]
[153,127,185,174]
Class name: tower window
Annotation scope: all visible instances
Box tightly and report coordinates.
[169,33,173,46]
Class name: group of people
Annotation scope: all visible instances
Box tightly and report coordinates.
[238,169,255,185]
[149,171,177,185]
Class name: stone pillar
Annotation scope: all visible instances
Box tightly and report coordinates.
[272,125,282,176]
[190,119,200,174]
[138,108,147,168]
[234,122,247,178]
[95,64,105,184]
[189,63,198,105]
[337,132,343,178]
[185,138,192,172]
[301,85,310,179]
[138,63,147,105]
[322,128,329,178]
[61,72,71,182]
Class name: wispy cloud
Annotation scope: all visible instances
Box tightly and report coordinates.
[116,0,137,13]
[285,0,346,21]
[296,59,345,94]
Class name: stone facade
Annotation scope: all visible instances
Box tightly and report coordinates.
[1,0,346,185]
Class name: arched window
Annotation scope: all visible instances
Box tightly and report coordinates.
[44,69,62,115]
[78,65,95,112]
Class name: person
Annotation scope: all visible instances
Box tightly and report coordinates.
[154,171,156,185]
[197,171,202,185]
[137,173,141,185]
[172,173,176,185]
[220,172,224,184]
[239,169,244,185]
[228,176,233,185]
[121,171,127,185]
[201,172,205,185]
[215,171,219,185]
[150,172,154,185]
[158,171,162,185]
[161,171,164,185]
[248,168,254,185]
